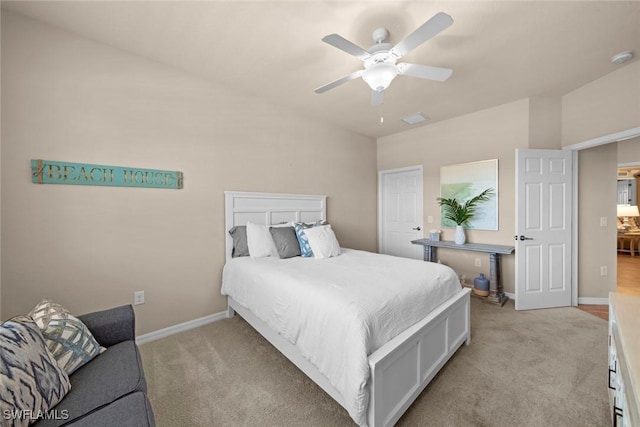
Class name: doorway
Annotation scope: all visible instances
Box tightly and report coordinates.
[616,161,640,297]
[577,140,640,320]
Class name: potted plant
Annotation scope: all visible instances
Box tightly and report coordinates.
[437,188,494,244]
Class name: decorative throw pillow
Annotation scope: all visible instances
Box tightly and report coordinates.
[303,225,341,259]
[269,226,301,259]
[293,220,328,257]
[0,316,71,427]
[29,300,103,375]
[246,221,279,258]
[228,225,249,258]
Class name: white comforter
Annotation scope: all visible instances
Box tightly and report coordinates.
[221,249,461,426]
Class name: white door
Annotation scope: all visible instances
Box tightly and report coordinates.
[515,149,573,310]
[379,166,424,259]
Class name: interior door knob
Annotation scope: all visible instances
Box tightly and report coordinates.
[519,235,533,241]
[413,226,421,231]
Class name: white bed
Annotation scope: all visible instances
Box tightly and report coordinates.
[222,191,471,427]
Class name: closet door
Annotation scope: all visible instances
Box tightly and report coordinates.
[379,166,424,260]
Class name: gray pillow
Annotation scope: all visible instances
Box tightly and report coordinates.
[269,226,301,259]
[229,226,249,258]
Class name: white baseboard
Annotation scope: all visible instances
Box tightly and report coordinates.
[577,297,609,305]
[502,293,609,306]
[136,310,228,345]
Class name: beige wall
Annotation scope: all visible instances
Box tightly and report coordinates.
[0,12,377,334]
[377,99,531,293]
[529,95,562,149]
[562,61,640,147]
[618,137,640,162]
[579,143,618,297]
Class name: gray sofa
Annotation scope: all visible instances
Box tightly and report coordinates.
[34,305,156,427]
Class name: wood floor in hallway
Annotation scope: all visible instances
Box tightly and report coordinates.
[617,253,640,296]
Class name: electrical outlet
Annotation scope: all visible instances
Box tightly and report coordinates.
[600,217,607,227]
[600,266,608,276]
[427,215,434,224]
[475,258,481,267]
[134,291,145,305]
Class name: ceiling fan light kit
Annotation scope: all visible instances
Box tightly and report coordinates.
[315,12,454,108]
[362,62,398,91]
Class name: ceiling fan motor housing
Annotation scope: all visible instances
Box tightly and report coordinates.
[372,28,390,44]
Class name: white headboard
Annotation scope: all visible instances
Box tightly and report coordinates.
[224,191,327,262]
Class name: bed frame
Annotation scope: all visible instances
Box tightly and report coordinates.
[224,191,471,427]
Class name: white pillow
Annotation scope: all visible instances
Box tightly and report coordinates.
[304,225,341,259]
[246,222,279,258]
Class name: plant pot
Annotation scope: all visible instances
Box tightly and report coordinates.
[454,225,466,245]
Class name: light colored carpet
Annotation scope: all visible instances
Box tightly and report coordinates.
[139,298,610,426]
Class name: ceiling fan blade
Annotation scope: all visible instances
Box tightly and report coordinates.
[371,90,384,106]
[322,34,371,60]
[397,63,453,81]
[390,12,453,59]
[315,70,364,94]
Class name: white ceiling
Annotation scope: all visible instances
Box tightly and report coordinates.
[3,1,639,139]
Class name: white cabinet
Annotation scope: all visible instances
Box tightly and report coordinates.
[608,292,640,426]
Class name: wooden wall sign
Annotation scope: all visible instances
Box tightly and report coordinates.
[31,159,183,189]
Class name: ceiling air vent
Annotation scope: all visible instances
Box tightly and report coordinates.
[401,113,429,125]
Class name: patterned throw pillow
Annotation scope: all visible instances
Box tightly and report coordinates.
[293,221,328,257]
[293,222,314,257]
[0,316,71,427]
[29,300,103,375]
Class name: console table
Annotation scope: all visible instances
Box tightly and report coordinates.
[411,239,515,306]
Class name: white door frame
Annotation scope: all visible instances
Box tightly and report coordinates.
[571,150,579,306]
[566,126,640,306]
[378,165,423,254]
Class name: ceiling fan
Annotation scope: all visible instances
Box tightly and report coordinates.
[315,12,454,106]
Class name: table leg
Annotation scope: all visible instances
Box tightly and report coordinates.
[423,245,437,262]
[486,252,508,306]
[617,236,623,254]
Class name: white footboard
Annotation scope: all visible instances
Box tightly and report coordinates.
[228,287,470,427]
[366,287,471,427]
